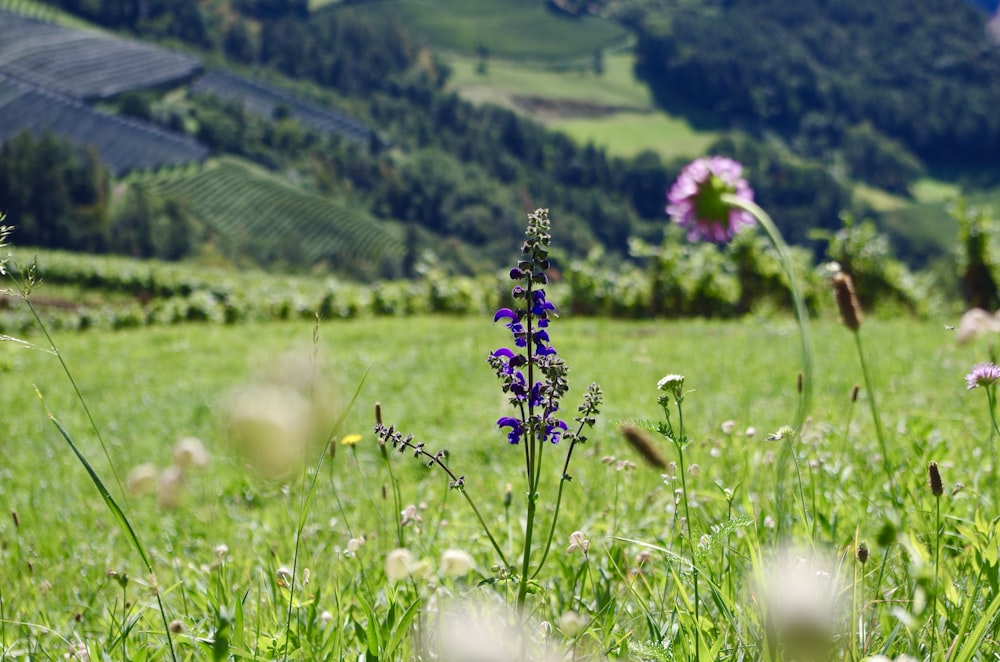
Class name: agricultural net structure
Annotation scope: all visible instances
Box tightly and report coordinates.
[191,70,374,145]
[0,74,208,175]
[0,9,200,100]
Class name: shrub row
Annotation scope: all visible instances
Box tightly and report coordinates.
[0,234,939,336]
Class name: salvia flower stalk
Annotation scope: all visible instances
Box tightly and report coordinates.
[489,208,602,610]
[376,209,601,614]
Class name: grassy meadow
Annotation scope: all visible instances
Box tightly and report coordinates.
[2,305,998,659]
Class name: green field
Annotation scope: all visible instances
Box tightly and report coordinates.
[3,303,998,658]
[551,111,720,161]
[445,51,717,161]
[346,0,630,60]
[445,52,652,110]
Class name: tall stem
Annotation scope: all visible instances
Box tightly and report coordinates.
[723,195,813,430]
[854,332,895,497]
[674,402,701,661]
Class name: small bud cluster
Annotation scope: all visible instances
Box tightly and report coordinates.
[374,423,465,489]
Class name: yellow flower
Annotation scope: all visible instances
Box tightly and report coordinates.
[341,433,363,446]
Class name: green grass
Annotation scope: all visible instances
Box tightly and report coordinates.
[444,51,716,161]
[444,52,653,110]
[3,304,998,658]
[345,0,630,61]
[551,110,720,161]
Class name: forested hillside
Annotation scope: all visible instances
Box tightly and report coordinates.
[633,0,1000,170]
[2,0,998,288]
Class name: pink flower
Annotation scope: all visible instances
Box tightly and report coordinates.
[667,156,756,243]
[966,362,1000,390]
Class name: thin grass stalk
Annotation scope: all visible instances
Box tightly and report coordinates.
[854,332,896,498]
[282,371,367,662]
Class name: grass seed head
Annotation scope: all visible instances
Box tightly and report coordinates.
[620,424,667,469]
[832,271,862,332]
[928,461,944,497]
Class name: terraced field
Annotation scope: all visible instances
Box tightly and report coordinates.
[138,158,405,268]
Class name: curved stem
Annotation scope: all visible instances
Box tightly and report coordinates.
[723,194,813,431]
[854,332,895,498]
[986,387,1000,485]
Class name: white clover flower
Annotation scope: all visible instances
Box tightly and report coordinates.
[214,544,229,558]
[347,537,365,554]
[173,436,210,469]
[157,466,185,510]
[440,549,475,577]
[126,464,158,496]
[559,610,588,637]
[385,548,415,582]
[721,420,736,435]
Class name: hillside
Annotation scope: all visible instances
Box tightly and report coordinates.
[1,0,999,293]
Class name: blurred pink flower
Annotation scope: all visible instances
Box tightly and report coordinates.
[667,156,755,243]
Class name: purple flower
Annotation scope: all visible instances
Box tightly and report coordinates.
[497,417,523,445]
[966,362,1000,390]
[666,156,756,243]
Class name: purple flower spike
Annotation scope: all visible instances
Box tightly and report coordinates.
[966,362,1000,390]
[667,156,756,244]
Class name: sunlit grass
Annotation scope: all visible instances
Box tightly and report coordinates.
[2,307,997,658]
[551,111,719,161]
[444,52,652,110]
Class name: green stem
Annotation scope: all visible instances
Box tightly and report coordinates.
[854,331,895,497]
[723,195,813,430]
[531,415,590,580]
[931,496,941,661]
[674,402,701,661]
[986,386,1000,485]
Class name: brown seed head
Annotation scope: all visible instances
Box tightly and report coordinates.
[928,461,944,497]
[832,271,862,332]
[620,425,667,469]
[856,542,869,565]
